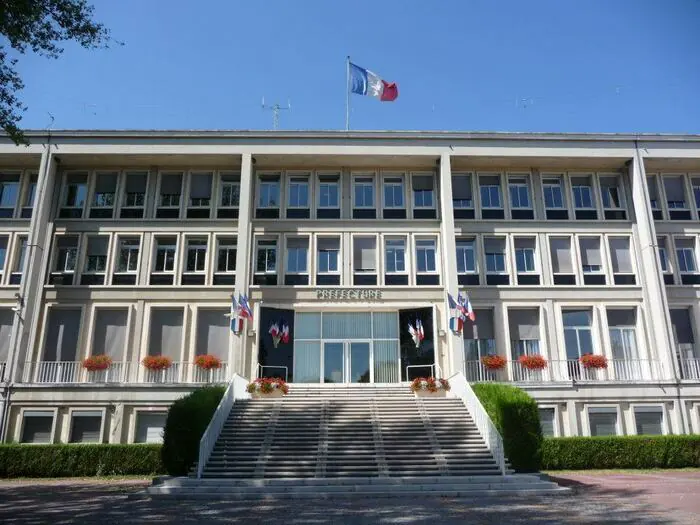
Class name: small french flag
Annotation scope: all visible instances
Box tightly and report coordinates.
[349,62,398,102]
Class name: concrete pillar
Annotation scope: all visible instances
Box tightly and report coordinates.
[437,153,459,377]
[234,154,253,377]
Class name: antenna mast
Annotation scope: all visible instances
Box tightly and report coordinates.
[261,97,291,130]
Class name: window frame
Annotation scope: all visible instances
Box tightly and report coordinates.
[508,175,532,210]
[152,236,178,274]
[114,236,141,275]
[118,171,149,217]
[608,236,635,276]
[10,235,28,283]
[675,238,698,274]
[632,405,667,436]
[353,174,376,209]
[663,174,689,210]
[451,173,474,210]
[478,175,503,210]
[285,237,309,275]
[52,235,80,274]
[89,170,119,214]
[600,175,625,210]
[456,238,478,275]
[0,170,22,217]
[82,235,110,275]
[184,238,208,274]
[317,236,340,275]
[382,174,406,210]
[317,172,341,210]
[287,174,310,210]
[255,238,278,275]
[156,171,184,211]
[586,406,621,437]
[60,171,89,217]
[542,176,566,210]
[514,240,537,274]
[415,237,438,274]
[215,236,237,275]
[579,236,604,274]
[18,408,57,444]
[562,309,595,359]
[218,172,241,209]
[411,173,435,210]
[257,174,282,210]
[186,171,214,210]
[571,175,595,210]
[484,237,508,274]
[657,237,672,274]
[384,237,407,275]
[67,408,105,444]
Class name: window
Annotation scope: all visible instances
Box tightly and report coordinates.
[10,236,27,284]
[412,175,435,217]
[463,309,496,382]
[693,177,700,210]
[60,173,87,218]
[195,309,229,363]
[385,238,406,273]
[634,407,664,435]
[318,174,340,208]
[484,238,506,273]
[214,236,236,286]
[579,237,605,285]
[20,411,54,443]
[91,309,128,363]
[81,237,109,285]
[664,175,687,209]
[515,238,536,273]
[0,172,20,217]
[21,173,37,218]
[0,236,7,279]
[254,239,278,285]
[416,239,437,272]
[219,173,240,209]
[187,172,212,218]
[54,236,79,273]
[452,174,474,219]
[543,177,565,208]
[508,176,531,208]
[90,172,117,218]
[353,175,376,218]
[182,238,207,285]
[147,308,183,366]
[550,237,575,285]
[609,237,635,284]
[456,238,477,274]
[317,237,340,285]
[287,175,310,218]
[42,308,81,363]
[563,309,594,362]
[607,310,639,376]
[588,408,618,437]
[647,176,660,210]
[509,309,541,363]
[157,173,182,218]
[285,238,309,284]
[353,237,377,285]
[538,408,556,437]
[69,412,102,443]
[116,238,140,273]
[670,309,696,362]
[135,412,167,444]
[151,237,177,285]
[258,176,280,208]
[572,176,594,208]
[600,176,622,209]
[657,237,673,284]
[676,238,697,273]
[120,172,147,218]
[383,175,405,217]
[479,175,502,208]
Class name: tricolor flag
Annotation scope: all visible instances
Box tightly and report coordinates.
[408,319,425,348]
[225,295,243,333]
[238,293,253,321]
[281,321,290,344]
[349,62,398,102]
[464,293,476,322]
[449,317,464,333]
[268,321,280,339]
[447,293,458,310]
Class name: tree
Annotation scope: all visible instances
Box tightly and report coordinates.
[1,1,114,144]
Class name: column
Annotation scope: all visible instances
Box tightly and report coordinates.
[437,153,460,377]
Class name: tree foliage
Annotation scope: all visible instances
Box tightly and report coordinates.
[0,0,113,144]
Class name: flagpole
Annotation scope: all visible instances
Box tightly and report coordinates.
[345,56,350,131]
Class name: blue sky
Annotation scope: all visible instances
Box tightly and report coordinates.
[11,0,700,133]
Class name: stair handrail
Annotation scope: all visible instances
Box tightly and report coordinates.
[196,373,250,478]
[448,371,506,475]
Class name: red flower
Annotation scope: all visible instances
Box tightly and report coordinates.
[246,377,289,395]
[194,354,222,370]
[518,354,548,370]
[579,353,608,369]
[82,355,112,372]
[142,355,173,370]
[410,377,451,392]
[480,354,507,370]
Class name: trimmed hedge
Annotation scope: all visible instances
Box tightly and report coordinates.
[161,385,225,476]
[0,444,164,478]
[472,383,542,472]
[542,436,700,470]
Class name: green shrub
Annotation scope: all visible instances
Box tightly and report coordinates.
[472,383,542,472]
[161,385,225,476]
[542,435,700,470]
[0,444,163,478]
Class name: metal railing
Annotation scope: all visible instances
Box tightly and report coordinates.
[463,358,662,383]
[405,363,443,381]
[679,357,700,380]
[256,364,288,382]
[197,373,249,478]
[192,362,230,383]
[449,371,506,475]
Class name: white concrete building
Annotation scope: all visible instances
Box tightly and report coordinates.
[0,130,699,445]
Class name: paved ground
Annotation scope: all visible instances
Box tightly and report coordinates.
[0,472,699,524]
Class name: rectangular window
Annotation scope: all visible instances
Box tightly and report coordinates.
[509,309,541,359]
[10,236,27,284]
[318,174,340,208]
[185,239,207,273]
[550,237,574,285]
[287,176,309,208]
[479,175,502,208]
[187,172,212,218]
[607,309,639,368]
[0,236,7,278]
[693,177,700,210]
[383,175,405,208]
[543,177,565,209]
[69,412,102,443]
[456,238,477,274]
[462,309,496,381]
[90,172,117,218]
[588,408,618,437]
[317,238,339,274]
[91,309,128,360]
[116,238,140,273]
[664,175,687,209]
[0,172,20,218]
[385,238,406,274]
[60,173,87,218]
[676,238,697,273]
[579,237,603,273]
[452,174,474,211]
[353,236,377,285]
[135,412,167,443]
[634,407,664,435]
[572,176,594,208]
[81,236,109,284]
[514,238,537,273]
[120,172,147,219]
[20,411,54,444]
[657,237,671,275]
[147,308,183,362]
[600,176,623,209]
[354,176,375,208]
[484,238,506,273]
[153,237,177,273]
[416,239,437,273]
[258,176,280,208]
[412,175,434,208]
[157,173,182,218]
[219,173,240,208]
[21,173,37,218]
[563,309,594,361]
[508,176,531,209]
[647,176,660,210]
[49,235,78,285]
[256,240,277,273]
[609,237,635,284]
[538,408,555,437]
[214,236,236,286]
[286,238,309,274]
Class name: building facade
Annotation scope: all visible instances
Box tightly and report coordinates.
[1,130,700,445]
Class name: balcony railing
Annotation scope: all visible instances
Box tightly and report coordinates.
[464,358,662,383]
[679,357,700,380]
[22,361,230,384]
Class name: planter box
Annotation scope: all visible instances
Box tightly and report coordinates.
[252,389,285,399]
[414,389,447,398]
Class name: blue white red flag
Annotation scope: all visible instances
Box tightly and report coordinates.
[238,293,253,321]
[349,62,398,102]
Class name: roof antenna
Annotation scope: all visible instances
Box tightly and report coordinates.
[261,97,291,130]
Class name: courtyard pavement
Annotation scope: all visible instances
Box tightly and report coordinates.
[0,471,699,524]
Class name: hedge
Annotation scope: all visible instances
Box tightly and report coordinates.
[542,436,700,470]
[472,383,542,472]
[0,444,164,478]
[161,385,225,476]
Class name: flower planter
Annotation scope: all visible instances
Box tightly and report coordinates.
[414,389,447,398]
[252,389,285,399]
[246,377,289,397]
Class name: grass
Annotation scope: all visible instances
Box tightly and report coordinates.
[544,468,700,475]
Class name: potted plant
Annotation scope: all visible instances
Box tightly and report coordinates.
[410,377,451,397]
[518,354,548,370]
[579,353,608,369]
[142,355,173,371]
[246,377,289,398]
[194,354,222,370]
[82,355,112,372]
[480,354,507,370]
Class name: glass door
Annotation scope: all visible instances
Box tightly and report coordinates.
[349,342,370,383]
[323,342,345,383]
[322,341,371,383]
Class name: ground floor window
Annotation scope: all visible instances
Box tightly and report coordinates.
[634,407,664,435]
[20,411,54,443]
[69,411,103,443]
[135,412,167,443]
[538,407,556,437]
[588,407,619,436]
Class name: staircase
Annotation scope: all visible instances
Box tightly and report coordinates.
[148,383,566,498]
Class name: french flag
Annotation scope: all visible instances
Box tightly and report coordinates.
[349,62,398,102]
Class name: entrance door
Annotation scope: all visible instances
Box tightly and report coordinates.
[322,341,371,383]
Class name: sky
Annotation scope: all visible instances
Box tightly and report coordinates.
[10,0,700,133]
